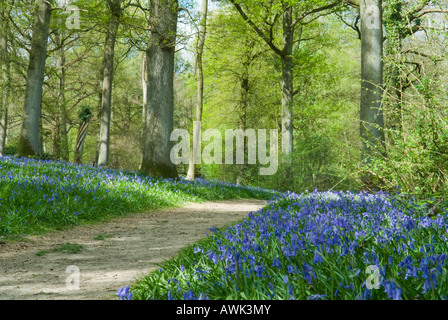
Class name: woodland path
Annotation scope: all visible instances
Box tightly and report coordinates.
[0,199,266,300]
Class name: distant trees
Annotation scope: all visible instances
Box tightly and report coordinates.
[228,0,343,159]
[198,7,280,185]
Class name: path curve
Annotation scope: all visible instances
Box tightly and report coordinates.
[0,199,266,300]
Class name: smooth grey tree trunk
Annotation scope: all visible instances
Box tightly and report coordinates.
[360,0,385,184]
[0,0,10,156]
[18,0,51,158]
[281,4,294,157]
[98,0,121,167]
[141,53,147,150]
[58,45,70,161]
[51,31,70,161]
[140,0,179,179]
[236,66,249,186]
[186,0,208,181]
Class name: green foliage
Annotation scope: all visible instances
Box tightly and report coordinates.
[365,0,448,202]
[36,243,85,256]
[369,76,448,202]
[78,105,92,123]
[94,234,113,240]
[192,5,362,193]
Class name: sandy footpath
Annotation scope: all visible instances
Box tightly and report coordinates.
[0,199,266,300]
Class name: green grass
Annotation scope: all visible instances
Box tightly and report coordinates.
[35,243,85,256]
[94,234,114,241]
[0,156,277,240]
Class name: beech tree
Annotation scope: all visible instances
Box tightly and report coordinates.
[17,0,52,157]
[359,0,385,185]
[336,0,385,185]
[186,0,208,181]
[140,0,179,178]
[0,0,11,156]
[97,0,122,167]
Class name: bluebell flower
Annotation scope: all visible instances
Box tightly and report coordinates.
[313,250,324,264]
[272,258,281,268]
[308,294,325,300]
[116,286,133,300]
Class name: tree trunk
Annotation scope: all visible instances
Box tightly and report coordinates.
[141,53,147,149]
[360,0,385,185]
[74,117,92,165]
[0,0,10,157]
[59,44,70,161]
[236,69,249,186]
[97,0,121,167]
[17,0,51,158]
[281,4,294,157]
[186,0,208,181]
[140,0,179,179]
[51,31,70,161]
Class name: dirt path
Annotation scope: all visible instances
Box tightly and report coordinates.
[0,199,266,300]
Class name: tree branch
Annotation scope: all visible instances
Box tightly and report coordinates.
[407,0,431,18]
[228,0,283,57]
[344,0,360,7]
[292,0,342,27]
[414,8,448,19]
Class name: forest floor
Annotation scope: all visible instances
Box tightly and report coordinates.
[0,199,266,300]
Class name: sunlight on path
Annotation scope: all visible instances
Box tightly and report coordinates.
[0,199,266,300]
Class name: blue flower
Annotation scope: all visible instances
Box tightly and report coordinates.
[272,258,281,268]
[116,286,133,300]
[308,294,325,300]
[313,250,324,264]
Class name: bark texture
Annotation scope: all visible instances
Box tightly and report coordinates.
[18,0,52,158]
[186,0,208,180]
[360,0,385,183]
[98,0,121,167]
[0,0,10,156]
[140,0,179,179]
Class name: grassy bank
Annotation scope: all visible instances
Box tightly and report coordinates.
[0,156,276,239]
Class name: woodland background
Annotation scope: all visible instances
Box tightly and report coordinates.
[0,0,447,199]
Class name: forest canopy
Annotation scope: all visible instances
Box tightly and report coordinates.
[0,0,447,200]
